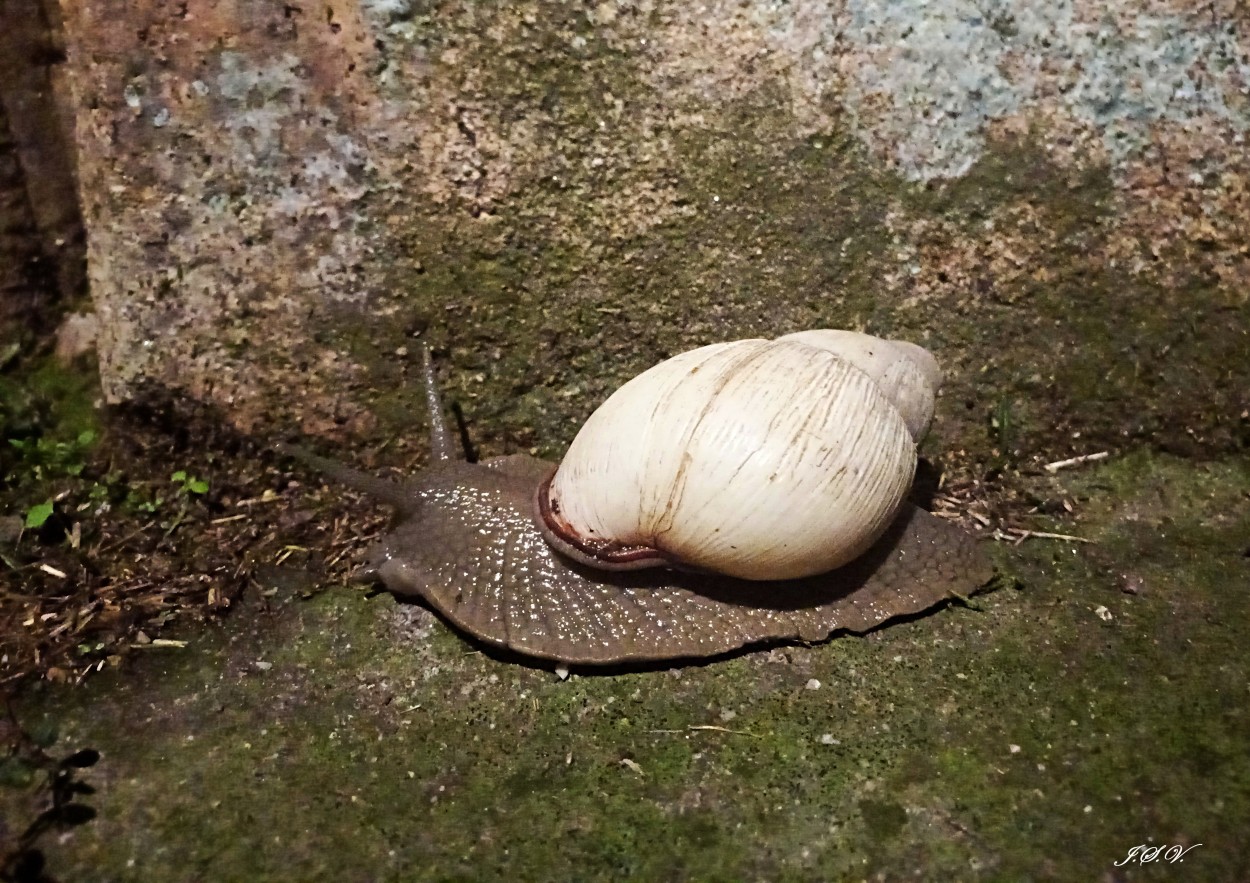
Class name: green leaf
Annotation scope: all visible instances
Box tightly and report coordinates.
[170,470,187,483]
[24,500,54,529]
[187,479,209,494]
[76,429,96,446]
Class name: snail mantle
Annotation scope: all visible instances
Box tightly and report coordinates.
[279,332,995,666]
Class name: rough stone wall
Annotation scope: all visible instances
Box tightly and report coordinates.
[0,0,85,325]
[0,102,48,327]
[60,0,385,432]
[58,0,1249,453]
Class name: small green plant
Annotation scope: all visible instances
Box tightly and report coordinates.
[989,395,1016,456]
[127,489,163,515]
[142,470,212,538]
[4,431,96,539]
[124,470,206,519]
[5,430,96,482]
[170,470,209,496]
[87,477,118,505]
[23,500,55,529]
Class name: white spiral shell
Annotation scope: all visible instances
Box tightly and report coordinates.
[535,331,942,581]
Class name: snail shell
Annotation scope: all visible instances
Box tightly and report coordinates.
[536,332,941,581]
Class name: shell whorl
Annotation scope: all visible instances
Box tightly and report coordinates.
[777,329,941,442]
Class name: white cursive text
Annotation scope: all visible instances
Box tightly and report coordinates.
[1113,843,1202,866]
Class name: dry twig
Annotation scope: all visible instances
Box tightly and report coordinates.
[1043,451,1109,473]
[993,528,1093,545]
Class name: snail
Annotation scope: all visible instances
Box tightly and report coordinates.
[280,332,992,666]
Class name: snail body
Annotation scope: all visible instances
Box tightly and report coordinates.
[282,334,993,666]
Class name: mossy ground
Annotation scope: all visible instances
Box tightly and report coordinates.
[3,451,1247,880]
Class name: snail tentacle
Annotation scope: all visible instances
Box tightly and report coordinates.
[274,442,414,511]
[277,345,459,513]
[421,345,459,463]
